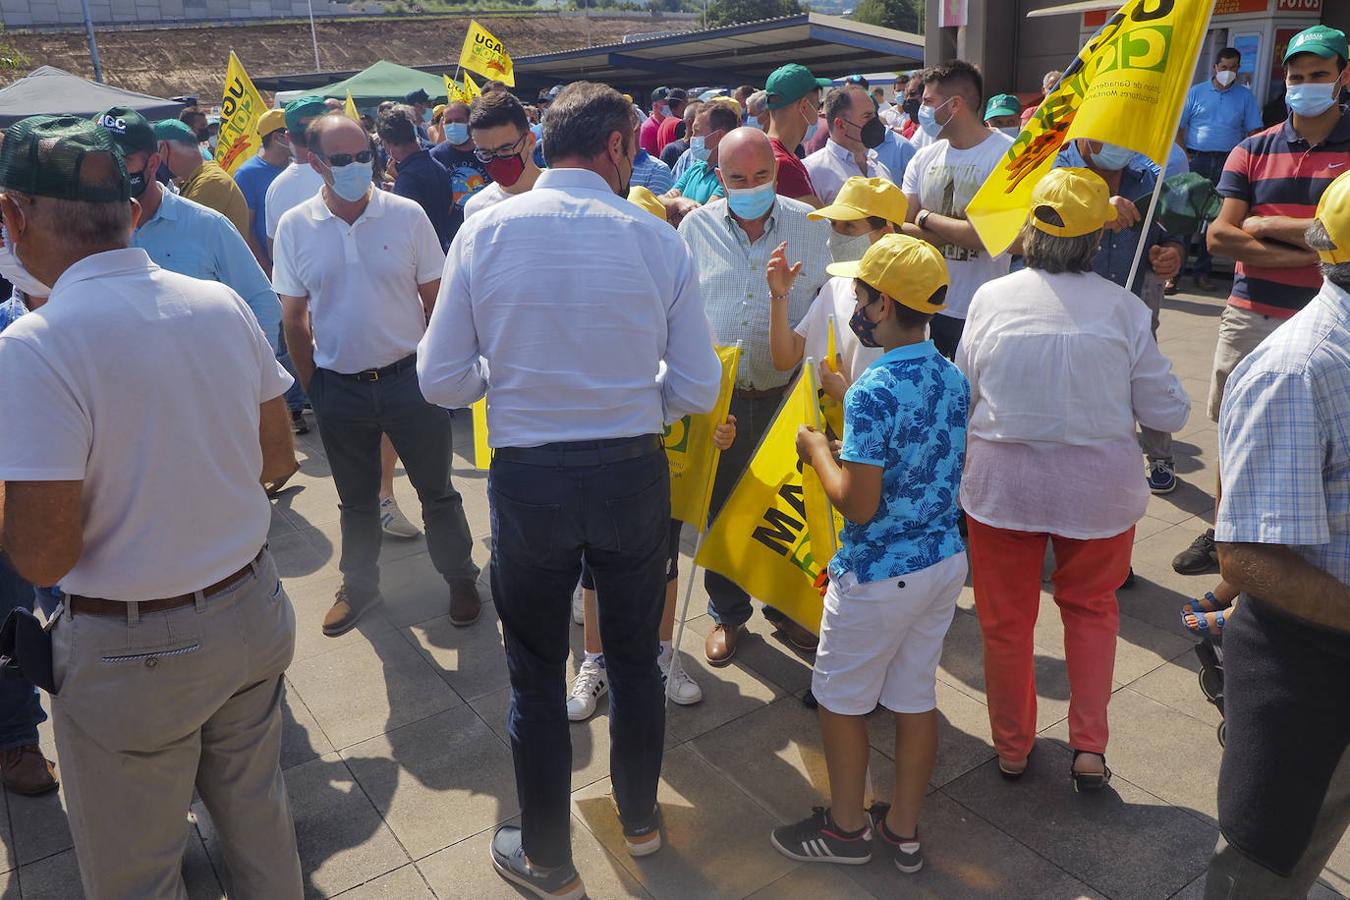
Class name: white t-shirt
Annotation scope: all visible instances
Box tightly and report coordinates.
[901,131,1013,319]
[0,248,292,600]
[272,188,445,374]
[793,277,883,382]
[463,182,509,220]
[909,126,936,150]
[265,162,324,239]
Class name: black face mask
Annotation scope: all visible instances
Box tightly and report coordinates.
[859,117,885,149]
[903,98,921,119]
[849,299,883,348]
[195,129,210,143]
[128,169,148,198]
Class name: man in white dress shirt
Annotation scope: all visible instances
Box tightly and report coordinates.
[804,84,892,206]
[417,81,721,900]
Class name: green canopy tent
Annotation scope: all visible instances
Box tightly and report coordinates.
[297,60,449,107]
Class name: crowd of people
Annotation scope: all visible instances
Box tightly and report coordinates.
[0,23,1347,900]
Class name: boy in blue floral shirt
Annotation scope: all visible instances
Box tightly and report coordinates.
[771,235,967,874]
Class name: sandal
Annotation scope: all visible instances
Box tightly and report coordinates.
[1071,750,1111,793]
[1182,592,1225,615]
[1180,605,1226,638]
[998,746,1034,782]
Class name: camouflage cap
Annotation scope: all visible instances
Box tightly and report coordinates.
[0,115,129,202]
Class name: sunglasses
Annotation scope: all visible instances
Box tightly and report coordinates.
[322,150,375,167]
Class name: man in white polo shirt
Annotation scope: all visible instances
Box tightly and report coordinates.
[0,115,302,899]
[273,113,481,636]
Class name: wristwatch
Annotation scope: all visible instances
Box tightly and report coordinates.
[917,209,933,230]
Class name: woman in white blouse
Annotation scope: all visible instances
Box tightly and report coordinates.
[955,167,1191,791]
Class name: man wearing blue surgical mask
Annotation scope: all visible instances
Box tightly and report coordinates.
[431,99,493,247]
[662,101,738,205]
[678,127,833,660]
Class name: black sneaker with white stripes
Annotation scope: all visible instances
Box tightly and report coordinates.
[770,807,872,865]
[869,802,924,873]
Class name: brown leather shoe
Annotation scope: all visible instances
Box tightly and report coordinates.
[1195,275,1215,292]
[322,587,383,637]
[704,622,744,667]
[2,744,58,796]
[449,578,482,627]
[775,617,819,652]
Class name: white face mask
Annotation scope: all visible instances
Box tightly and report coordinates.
[828,229,874,264]
[0,224,51,298]
[1215,69,1237,87]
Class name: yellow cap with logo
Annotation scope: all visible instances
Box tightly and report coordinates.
[1316,168,1350,264]
[826,234,949,313]
[808,176,909,226]
[1028,167,1117,238]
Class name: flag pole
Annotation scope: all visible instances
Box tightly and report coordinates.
[804,357,841,558]
[1123,0,1218,291]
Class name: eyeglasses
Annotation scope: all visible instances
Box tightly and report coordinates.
[473,133,527,164]
[321,150,375,167]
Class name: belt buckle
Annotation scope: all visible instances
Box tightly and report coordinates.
[360,369,379,382]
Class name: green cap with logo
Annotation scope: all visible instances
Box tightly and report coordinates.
[984,93,1022,121]
[0,115,129,202]
[153,118,199,145]
[765,63,833,111]
[93,106,157,155]
[284,94,328,134]
[1284,25,1348,64]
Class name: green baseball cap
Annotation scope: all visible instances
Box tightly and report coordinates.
[0,115,129,202]
[152,118,199,145]
[984,93,1022,121]
[284,95,328,134]
[765,64,833,111]
[1284,25,1348,64]
[93,106,157,155]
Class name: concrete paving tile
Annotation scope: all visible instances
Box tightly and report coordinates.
[199,752,407,900]
[14,849,80,900]
[845,791,1104,900]
[282,570,397,665]
[1124,650,1223,729]
[182,829,226,900]
[1145,478,1216,525]
[282,679,337,771]
[1162,870,1340,900]
[681,611,816,697]
[0,787,11,875]
[341,706,518,861]
[570,744,796,900]
[0,868,14,899]
[470,685,614,794]
[1134,515,1179,543]
[331,863,435,898]
[286,628,463,750]
[275,464,344,531]
[689,698,895,825]
[8,785,71,866]
[867,681,998,789]
[662,622,785,747]
[271,525,332,581]
[746,864,876,899]
[405,607,511,702]
[1029,591,1193,689]
[944,746,1215,900]
[369,551,461,629]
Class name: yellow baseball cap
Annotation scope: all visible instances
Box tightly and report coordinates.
[627,185,668,222]
[1029,167,1117,237]
[827,234,949,313]
[257,108,287,138]
[809,176,908,226]
[1316,169,1350,264]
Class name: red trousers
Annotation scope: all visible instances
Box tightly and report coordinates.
[965,517,1134,761]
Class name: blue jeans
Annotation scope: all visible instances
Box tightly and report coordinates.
[0,555,46,750]
[489,437,670,868]
[1188,151,1227,277]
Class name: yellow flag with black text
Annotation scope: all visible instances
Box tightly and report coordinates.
[819,318,844,438]
[695,370,834,635]
[459,20,515,86]
[445,74,466,105]
[801,359,844,571]
[965,0,1212,255]
[214,51,268,176]
[666,345,739,528]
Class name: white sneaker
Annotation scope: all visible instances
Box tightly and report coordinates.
[571,583,585,626]
[380,497,420,538]
[660,651,702,706]
[567,657,608,722]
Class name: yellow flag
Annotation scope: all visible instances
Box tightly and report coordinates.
[459,20,514,86]
[965,0,1212,255]
[819,317,844,438]
[802,359,844,568]
[460,71,482,103]
[343,91,360,122]
[472,398,491,470]
[445,74,465,104]
[666,345,740,528]
[215,51,268,176]
[695,371,832,635]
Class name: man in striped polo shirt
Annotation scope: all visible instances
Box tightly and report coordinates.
[1170,25,1350,579]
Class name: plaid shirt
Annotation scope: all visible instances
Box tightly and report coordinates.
[678,196,831,390]
[1217,279,1350,586]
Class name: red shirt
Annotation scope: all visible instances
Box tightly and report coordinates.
[639,114,663,157]
[771,137,817,200]
[656,115,682,156]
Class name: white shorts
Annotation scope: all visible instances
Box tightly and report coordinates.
[811,552,967,716]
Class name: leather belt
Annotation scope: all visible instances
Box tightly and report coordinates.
[336,354,416,383]
[68,547,267,617]
[494,435,663,468]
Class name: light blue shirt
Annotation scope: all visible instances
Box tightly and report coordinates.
[678,196,831,390]
[672,147,694,181]
[833,341,969,582]
[1178,80,1263,154]
[1218,280,1350,586]
[874,129,916,185]
[417,168,722,447]
[0,291,23,333]
[133,189,281,352]
[630,150,674,194]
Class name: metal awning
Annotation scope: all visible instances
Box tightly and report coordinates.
[513,13,924,93]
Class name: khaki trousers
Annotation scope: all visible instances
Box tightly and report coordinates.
[51,550,302,900]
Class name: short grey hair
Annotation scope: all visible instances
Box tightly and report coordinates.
[1307,219,1350,291]
[1020,207,1100,274]
[746,91,769,117]
[17,189,133,250]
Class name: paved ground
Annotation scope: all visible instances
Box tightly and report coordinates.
[3,284,1347,900]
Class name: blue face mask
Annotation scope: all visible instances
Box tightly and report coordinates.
[917,98,954,138]
[328,160,373,202]
[801,105,819,145]
[445,122,470,145]
[726,181,776,220]
[690,135,711,162]
[1286,81,1339,118]
[1089,142,1134,171]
